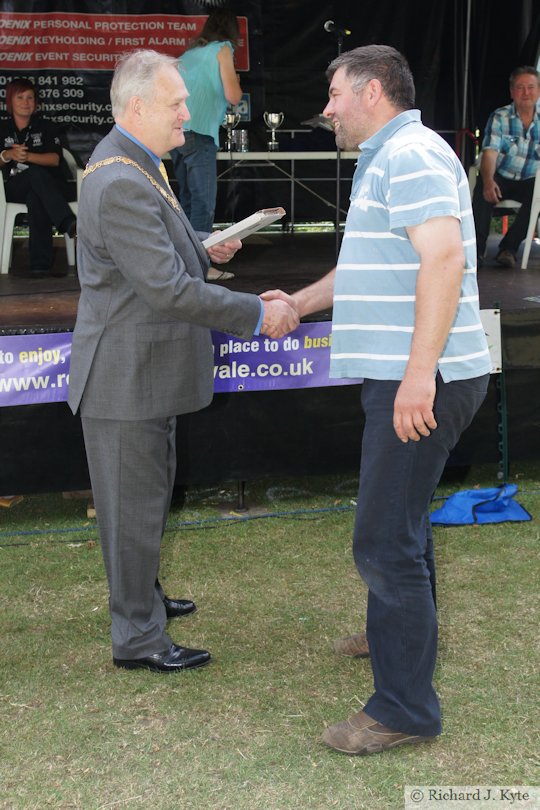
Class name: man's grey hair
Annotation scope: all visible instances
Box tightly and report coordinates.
[326,44,415,111]
[509,65,539,86]
[110,49,179,119]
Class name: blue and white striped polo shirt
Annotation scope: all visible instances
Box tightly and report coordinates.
[330,109,492,383]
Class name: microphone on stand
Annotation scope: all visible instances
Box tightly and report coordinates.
[323,20,352,37]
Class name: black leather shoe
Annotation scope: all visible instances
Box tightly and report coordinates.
[163,595,197,618]
[113,643,211,673]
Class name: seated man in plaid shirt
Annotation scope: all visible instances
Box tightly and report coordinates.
[472,65,539,268]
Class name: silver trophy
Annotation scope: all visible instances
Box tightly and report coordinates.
[263,112,284,151]
[222,110,241,151]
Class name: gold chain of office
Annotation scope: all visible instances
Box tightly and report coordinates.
[82,156,180,213]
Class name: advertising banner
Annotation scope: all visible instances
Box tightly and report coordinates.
[213,322,357,393]
[0,323,359,408]
[0,332,72,407]
[0,313,501,408]
[0,12,250,72]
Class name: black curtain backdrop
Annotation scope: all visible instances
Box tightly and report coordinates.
[262,0,538,152]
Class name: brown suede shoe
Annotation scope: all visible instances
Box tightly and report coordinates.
[495,249,516,268]
[334,632,370,658]
[322,710,432,755]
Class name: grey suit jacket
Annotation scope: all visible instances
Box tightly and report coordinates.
[68,128,261,420]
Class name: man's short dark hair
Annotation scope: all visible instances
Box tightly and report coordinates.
[326,44,415,111]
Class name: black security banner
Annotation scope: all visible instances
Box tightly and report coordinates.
[0,2,262,162]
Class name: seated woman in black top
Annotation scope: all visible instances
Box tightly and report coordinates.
[0,78,77,277]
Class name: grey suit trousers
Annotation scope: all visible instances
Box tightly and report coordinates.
[82,415,177,659]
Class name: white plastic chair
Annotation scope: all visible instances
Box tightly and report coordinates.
[520,167,540,269]
[0,183,26,274]
[0,147,78,274]
[61,147,79,266]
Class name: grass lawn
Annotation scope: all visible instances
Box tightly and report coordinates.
[0,464,538,809]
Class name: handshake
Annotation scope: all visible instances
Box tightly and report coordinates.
[259,289,300,339]
[208,239,303,339]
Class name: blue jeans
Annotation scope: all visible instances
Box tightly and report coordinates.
[353,374,489,736]
[171,131,218,232]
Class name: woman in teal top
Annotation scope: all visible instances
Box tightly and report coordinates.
[171,9,243,236]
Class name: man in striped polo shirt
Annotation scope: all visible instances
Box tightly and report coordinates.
[264,45,492,755]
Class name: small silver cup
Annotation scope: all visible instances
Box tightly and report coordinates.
[263,112,284,151]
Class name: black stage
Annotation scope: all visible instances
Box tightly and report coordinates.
[1,231,540,495]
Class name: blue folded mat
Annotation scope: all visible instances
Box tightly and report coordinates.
[430,483,531,525]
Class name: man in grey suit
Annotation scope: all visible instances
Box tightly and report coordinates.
[68,50,298,673]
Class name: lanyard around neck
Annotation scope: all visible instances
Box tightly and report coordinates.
[13,119,32,145]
